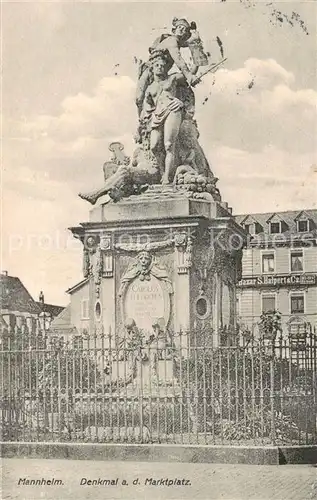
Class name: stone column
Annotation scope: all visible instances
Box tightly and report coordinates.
[174,233,191,350]
[100,234,115,348]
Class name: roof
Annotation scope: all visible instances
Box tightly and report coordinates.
[36,302,64,318]
[50,304,76,333]
[235,209,317,242]
[266,213,286,223]
[66,278,89,295]
[240,214,258,225]
[294,210,312,221]
[0,274,41,315]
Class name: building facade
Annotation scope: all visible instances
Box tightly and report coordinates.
[0,271,64,346]
[235,210,317,334]
[49,278,91,347]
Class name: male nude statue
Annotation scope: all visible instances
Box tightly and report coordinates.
[139,51,190,184]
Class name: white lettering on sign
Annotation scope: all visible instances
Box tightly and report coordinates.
[238,274,316,287]
[124,275,170,332]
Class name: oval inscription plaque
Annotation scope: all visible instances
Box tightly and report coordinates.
[124,275,170,332]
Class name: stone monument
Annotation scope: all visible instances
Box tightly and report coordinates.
[71,17,246,386]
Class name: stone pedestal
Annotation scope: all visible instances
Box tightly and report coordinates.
[70,186,246,349]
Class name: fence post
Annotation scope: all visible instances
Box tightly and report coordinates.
[270,351,276,445]
[313,327,317,442]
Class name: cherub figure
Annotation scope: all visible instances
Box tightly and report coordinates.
[147,318,172,378]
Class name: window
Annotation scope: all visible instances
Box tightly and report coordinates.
[262,253,275,273]
[95,301,101,321]
[262,295,276,313]
[244,222,263,235]
[39,312,51,331]
[297,220,309,233]
[244,223,255,235]
[81,299,89,319]
[290,294,304,314]
[73,336,83,350]
[270,222,281,234]
[290,251,303,272]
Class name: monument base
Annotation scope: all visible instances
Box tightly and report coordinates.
[89,185,232,223]
[70,189,246,354]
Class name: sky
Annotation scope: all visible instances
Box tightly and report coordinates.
[2,0,317,305]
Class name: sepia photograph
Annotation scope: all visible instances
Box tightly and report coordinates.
[1,1,317,498]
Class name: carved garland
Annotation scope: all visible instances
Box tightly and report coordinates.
[93,246,103,298]
[82,231,195,297]
[114,237,175,253]
[83,249,91,279]
[174,232,193,274]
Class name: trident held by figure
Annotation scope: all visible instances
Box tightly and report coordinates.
[192,58,228,86]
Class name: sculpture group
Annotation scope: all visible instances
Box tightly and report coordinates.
[79,17,225,205]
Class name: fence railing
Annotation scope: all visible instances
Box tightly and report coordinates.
[1,324,316,446]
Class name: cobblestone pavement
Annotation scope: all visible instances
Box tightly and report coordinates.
[1,458,316,500]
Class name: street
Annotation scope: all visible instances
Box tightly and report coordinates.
[1,458,316,500]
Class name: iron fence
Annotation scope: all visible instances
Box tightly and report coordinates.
[1,323,316,446]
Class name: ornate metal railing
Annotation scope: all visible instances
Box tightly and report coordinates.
[1,323,316,446]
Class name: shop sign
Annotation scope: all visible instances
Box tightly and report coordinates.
[238,274,316,288]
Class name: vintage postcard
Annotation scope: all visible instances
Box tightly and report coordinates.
[1,1,316,499]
